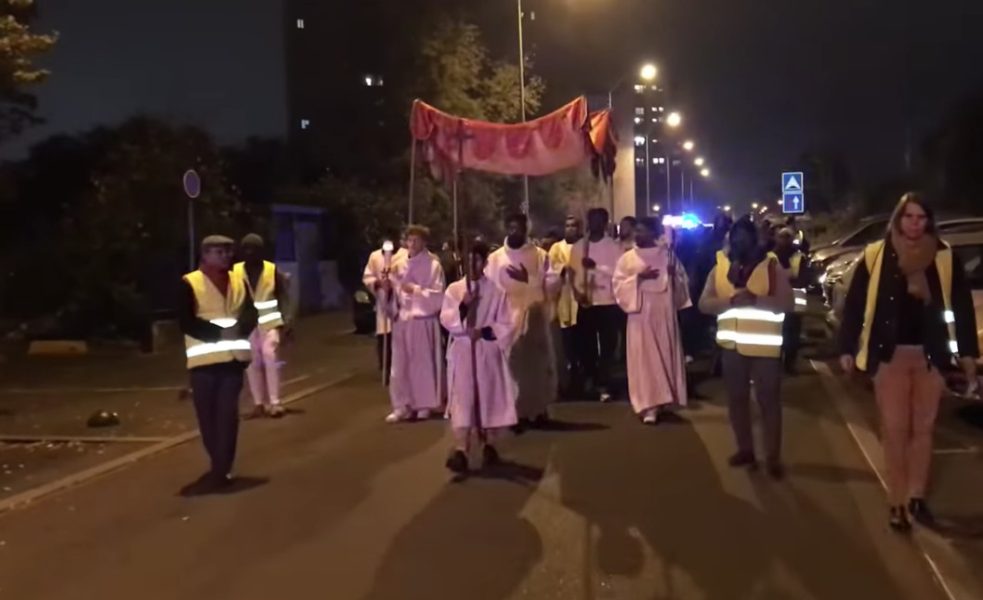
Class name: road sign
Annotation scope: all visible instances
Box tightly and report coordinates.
[783,192,804,214]
[183,169,201,199]
[782,171,804,214]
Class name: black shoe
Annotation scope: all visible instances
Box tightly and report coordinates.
[511,419,529,435]
[482,445,501,468]
[531,413,550,429]
[766,462,785,480]
[908,498,936,527]
[728,451,758,470]
[889,505,912,533]
[445,450,469,474]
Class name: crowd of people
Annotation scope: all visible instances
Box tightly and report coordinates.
[175,192,978,533]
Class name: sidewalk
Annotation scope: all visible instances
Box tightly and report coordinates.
[0,311,375,507]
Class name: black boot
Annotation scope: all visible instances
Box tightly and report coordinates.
[908,498,936,527]
[445,449,469,474]
[482,444,501,468]
[889,506,912,533]
[728,451,758,470]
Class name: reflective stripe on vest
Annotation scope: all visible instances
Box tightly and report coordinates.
[233,260,283,331]
[855,240,956,371]
[183,270,252,369]
[714,252,785,358]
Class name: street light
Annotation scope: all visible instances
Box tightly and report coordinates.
[701,168,710,178]
[652,204,661,212]
[723,204,731,212]
[751,202,759,209]
[666,111,682,128]
[640,63,658,82]
[682,140,695,152]
[694,157,705,167]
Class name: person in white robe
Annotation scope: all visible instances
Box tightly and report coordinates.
[486,213,560,427]
[383,225,445,423]
[362,233,407,382]
[613,217,690,424]
[441,240,520,473]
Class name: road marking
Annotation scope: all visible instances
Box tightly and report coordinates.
[0,373,313,396]
[0,370,358,515]
[812,359,975,600]
[0,435,171,444]
[932,447,979,456]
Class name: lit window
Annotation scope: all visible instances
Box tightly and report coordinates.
[633,84,644,93]
[651,117,659,123]
[364,75,374,86]
[651,138,659,144]
[300,119,311,130]
[633,117,642,124]
[659,106,665,112]
[635,158,644,165]
[651,107,658,113]
[634,107,644,116]
[650,85,659,92]
[296,18,305,29]
[633,135,645,146]
[364,75,384,87]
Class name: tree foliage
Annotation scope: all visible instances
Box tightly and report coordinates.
[0,0,57,143]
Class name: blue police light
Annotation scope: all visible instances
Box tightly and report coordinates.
[680,213,701,229]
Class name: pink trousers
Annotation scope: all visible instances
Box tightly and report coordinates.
[247,327,281,406]
[872,346,944,505]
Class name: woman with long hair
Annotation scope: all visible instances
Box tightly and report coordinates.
[839,192,978,531]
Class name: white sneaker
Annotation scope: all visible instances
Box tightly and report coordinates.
[385,410,409,424]
[416,409,432,420]
[642,411,658,425]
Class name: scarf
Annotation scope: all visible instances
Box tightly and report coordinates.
[890,229,937,304]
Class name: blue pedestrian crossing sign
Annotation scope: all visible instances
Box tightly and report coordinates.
[782,171,805,214]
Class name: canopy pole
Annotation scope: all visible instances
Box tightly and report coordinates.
[408,139,417,225]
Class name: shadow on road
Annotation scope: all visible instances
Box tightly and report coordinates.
[178,475,270,497]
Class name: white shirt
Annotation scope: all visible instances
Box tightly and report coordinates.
[568,236,622,306]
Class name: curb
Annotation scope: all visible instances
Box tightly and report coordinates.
[812,359,981,600]
[0,371,357,515]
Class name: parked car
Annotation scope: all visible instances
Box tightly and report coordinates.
[352,285,376,335]
[826,232,983,363]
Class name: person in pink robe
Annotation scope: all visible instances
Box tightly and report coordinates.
[613,217,690,424]
[485,213,561,427]
[440,240,520,473]
[383,225,446,423]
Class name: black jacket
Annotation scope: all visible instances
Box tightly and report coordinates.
[839,239,978,374]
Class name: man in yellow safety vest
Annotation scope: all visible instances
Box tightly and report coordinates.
[699,218,794,479]
[179,235,257,491]
[235,234,291,419]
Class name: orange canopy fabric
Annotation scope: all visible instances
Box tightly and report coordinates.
[410,96,616,180]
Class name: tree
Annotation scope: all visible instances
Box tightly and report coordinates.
[920,90,983,212]
[0,0,57,144]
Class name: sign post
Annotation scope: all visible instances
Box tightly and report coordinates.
[781,171,805,215]
[183,169,201,270]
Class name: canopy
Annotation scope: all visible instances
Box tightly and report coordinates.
[409,96,616,180]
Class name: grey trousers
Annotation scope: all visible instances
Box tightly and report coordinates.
[190,362,245,478]
[721,349,782,462]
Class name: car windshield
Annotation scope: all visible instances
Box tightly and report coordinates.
[841,222,888,247]
[939,221,983,234]
[954,245,983,290]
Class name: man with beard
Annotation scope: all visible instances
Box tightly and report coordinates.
[486,213,560,427]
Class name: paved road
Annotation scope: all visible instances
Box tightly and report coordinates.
[0,343,959,599]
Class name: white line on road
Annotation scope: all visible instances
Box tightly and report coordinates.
[812,359,974,600]
[0,435,172,444]
[0,373,314,396]
[0,370,358,515]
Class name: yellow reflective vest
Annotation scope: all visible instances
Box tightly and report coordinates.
[233,260,284,332]
[183,270,252,369]
[855,240,956,372]
[715,251,786,358]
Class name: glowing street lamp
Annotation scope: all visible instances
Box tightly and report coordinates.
[723,204,732,212]
[701,168,711,178]
[666,111,682,128]
[682,140,695,152]
[694,157,705,167]
[751,202,759,209]
[652,204,661,212]
[640,63,658,82]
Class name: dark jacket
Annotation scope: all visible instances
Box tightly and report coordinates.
[839,239,978,374]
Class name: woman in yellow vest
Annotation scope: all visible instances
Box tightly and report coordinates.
[178,235,258,492]
[839,193,978,532]
[699,217,794,479]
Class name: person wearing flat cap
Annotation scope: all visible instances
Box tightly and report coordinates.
[178,234,258,490]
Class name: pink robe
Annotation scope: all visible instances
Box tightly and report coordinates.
[440,277,519,429]
[387,251,445,412]
[485,242,560,418]
[613,246,690,414]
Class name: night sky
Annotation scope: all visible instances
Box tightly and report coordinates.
[6,0,983,206]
